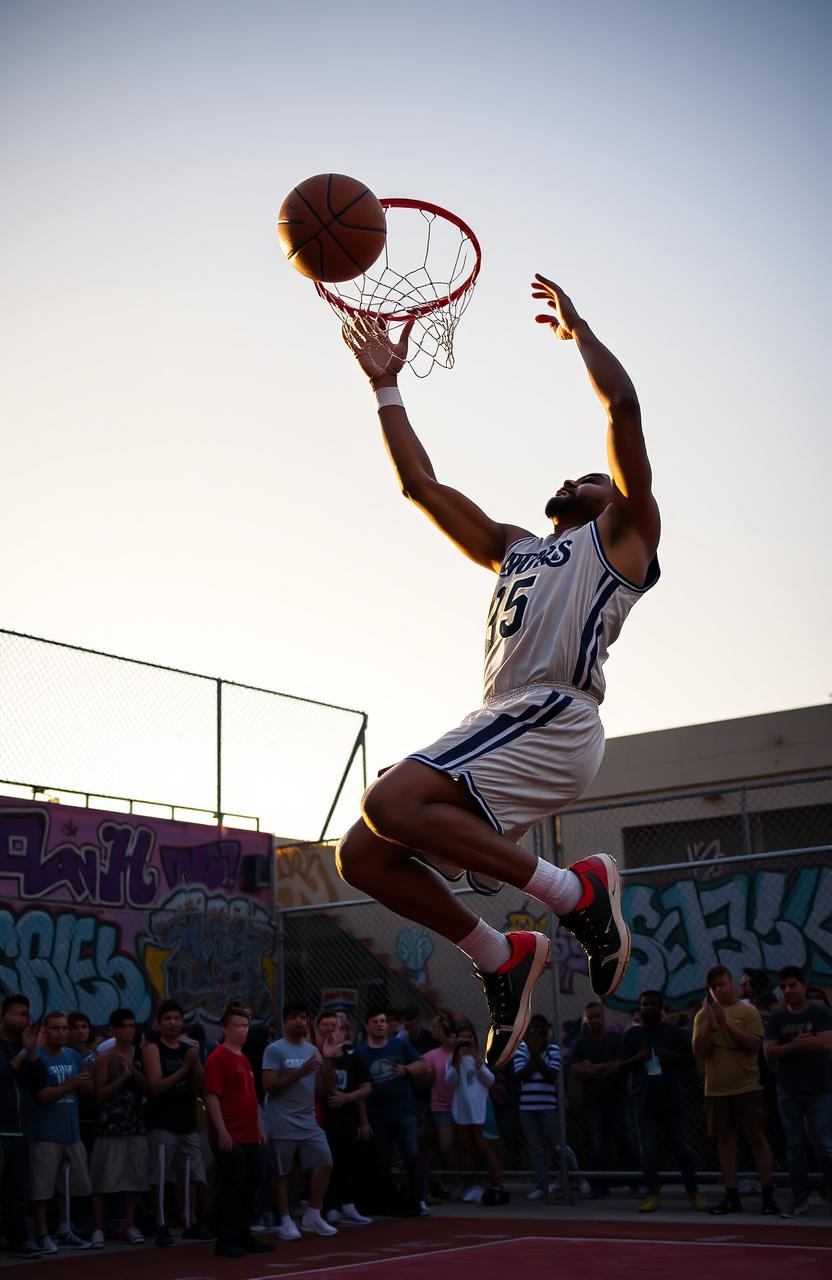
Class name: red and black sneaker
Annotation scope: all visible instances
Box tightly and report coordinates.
[559,854,630,998]
[474,930,550,1069]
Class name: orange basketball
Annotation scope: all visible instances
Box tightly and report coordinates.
[277,173,387,283]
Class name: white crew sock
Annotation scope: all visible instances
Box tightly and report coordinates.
[523,858,582,915]
[457,918,512,973]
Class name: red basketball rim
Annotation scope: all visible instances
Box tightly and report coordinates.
[314,198,482,322]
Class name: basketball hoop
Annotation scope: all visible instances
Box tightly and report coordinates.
[315,198,481,377]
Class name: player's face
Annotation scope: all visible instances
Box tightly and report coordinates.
[545,472,612,523]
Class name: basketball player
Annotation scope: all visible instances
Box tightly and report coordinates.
[337,276,660,1068]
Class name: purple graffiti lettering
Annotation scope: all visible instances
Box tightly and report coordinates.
[160,841,241,891]
[0,810,159,906]
[98,824,158,906]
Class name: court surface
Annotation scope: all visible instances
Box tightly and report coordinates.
[4,1212,830,1280]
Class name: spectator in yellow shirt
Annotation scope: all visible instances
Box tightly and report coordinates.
[692,965,778,1216]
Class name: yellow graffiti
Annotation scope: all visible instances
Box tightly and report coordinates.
[143,943,174,999]
[507,909,549,933]
[276,842,342,908]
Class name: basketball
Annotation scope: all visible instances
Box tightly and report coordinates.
[277,173,387,283]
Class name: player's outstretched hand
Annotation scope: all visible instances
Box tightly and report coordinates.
[342,315,415,382]
[531,275,582,340]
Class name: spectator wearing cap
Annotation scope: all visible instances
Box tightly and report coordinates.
[31,1010,94,1253]
[764,965,832,1218]
[203,1003,274,1260]
[0,994,42,1257]
[89,1007,149,1247]
[143,998,212,1246]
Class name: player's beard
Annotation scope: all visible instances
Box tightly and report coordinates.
[544,492,578,519]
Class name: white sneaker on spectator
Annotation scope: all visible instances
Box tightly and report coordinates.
[301,1210,337,1237]
[57,1229,92,1250]
[418,1201,431,1217]
[125,1228,144,1245]
[341,1204,373,1225]
[325,1209,343,1225]
[37,1236,58,1255]
[578,1179,592,1197]
[463,1186,484,1203]
[90,1230,105,1249]
[276,1218,301,1241]
[526,1189,546,1202]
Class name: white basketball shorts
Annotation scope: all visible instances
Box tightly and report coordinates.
[407,683,604,893]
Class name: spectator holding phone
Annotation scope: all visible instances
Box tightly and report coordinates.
[445,1028,507,1205]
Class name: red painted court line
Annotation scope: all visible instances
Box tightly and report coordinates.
[253,1235,832,1280]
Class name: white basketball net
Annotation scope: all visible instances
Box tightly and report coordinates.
[315,200,480,378]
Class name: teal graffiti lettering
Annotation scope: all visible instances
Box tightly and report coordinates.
[0,906,149,1023]
[616,866,832,1008]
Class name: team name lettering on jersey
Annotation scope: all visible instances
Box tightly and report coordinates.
[500,541,572,578]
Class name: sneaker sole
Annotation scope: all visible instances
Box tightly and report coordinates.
[590,853,631,998]
[491,932,551,1069]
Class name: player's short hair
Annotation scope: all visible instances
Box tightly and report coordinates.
[584,1001,603,1012]
[365,1006,387,1023]
[157,999,185,1020]
[638,989,663,1004]
[221,1002,251,1026]
[67,1009,89,1028]
[1,994,30,1017]
[778,965,806,986]
[315,1009,339,1027]
[706,965,732,988]
[282,1001,309,1020]
[43,1009,68,1026]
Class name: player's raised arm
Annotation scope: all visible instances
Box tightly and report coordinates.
[532,276,660,583]
[343,316,529,572]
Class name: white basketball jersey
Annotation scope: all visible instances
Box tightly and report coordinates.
[483,521,659,704]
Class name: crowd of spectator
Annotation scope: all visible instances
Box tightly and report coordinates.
[0,962,830,1259]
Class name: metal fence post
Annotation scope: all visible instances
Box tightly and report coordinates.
[216,678,223,824]
[540,823,574,1204]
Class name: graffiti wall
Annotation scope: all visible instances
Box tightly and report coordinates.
[0,798,276,1025]
[277,840,832,1035]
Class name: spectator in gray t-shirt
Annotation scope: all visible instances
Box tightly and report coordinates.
[262,1003,340,1240]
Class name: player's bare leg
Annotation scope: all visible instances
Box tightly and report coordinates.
[336,760,630,1066]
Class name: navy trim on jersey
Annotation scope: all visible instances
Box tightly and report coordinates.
[590,521,660,593]
[572,572,620,689]
[421,691,573,773]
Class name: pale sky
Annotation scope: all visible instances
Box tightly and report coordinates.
[2,0,829,839]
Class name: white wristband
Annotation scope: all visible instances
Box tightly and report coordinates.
[374,386,404,411]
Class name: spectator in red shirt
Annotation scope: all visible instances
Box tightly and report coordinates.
[203,1003,273,1259]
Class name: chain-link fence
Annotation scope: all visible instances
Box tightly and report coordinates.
[278,777,832,1182]
[0,629,367,840]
